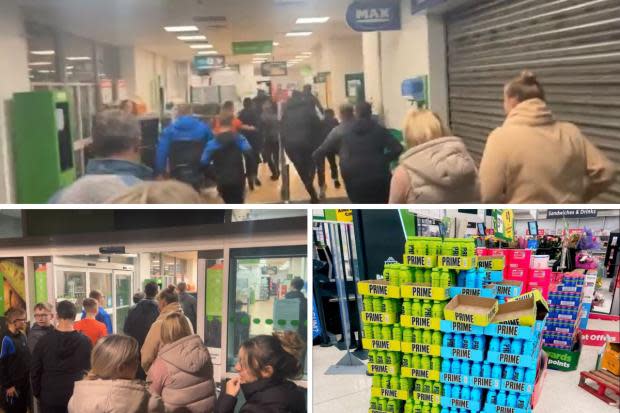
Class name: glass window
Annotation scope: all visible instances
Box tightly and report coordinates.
[25,22,58,83]
[89,271,113,308]
[204,256,224,348]
[56,270,87,313]
[0,211,23,239]
[115,271,132,332]
[227,247,307,378]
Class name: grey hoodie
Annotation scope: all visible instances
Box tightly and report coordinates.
[389,136,481,204]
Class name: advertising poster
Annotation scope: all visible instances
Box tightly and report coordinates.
[0,259,26,314]
[493,209,514,241]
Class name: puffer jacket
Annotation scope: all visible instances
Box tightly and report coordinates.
[479,98,616,203]
[147,335,216,413]
[141,303,193,373]
[389,136,480,204]
[68,379,164,413]
[215,378,306,413]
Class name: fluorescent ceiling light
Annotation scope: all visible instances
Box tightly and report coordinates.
[177,35,207,41]
[66,56,91,61]
[197,50,218,55]
[273,42,280,46]
[29,62,52,66]
[295,55,308,59]
[286,31,312,37]
[164,25,199,32]
[190,44,214,49]
[302,52,312,55]
[66,66,74,70]
[31,50,55,55]
[296,17,330,24]
[254,53,271,56]
[38,70,53,73]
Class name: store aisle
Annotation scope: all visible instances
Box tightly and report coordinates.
[312,338,620,413]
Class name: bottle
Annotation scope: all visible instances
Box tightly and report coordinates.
[457,270,467,287]
[489,336,500,352]
[440,268,451,288]
[372,374,381,388]
[403,299,412,316]
[503,366,514,380]
[379,398,388,411]
[461,385,470,400]
[404,399,414,413]
[472,335,482,351]
[421,355,431,370]
[525,368,536,384]
[381,374,390,389]
[470,388,482,403]
[498,297,505,304]
[442,358,451,373]
[500,337,512,353]
[363,296,373,311]
[364,323,373,340]
[380,297,388,313]
[523,340,534,355]
[373,325,383,341]
[443,383,452,397]
[414,379,423,392]
[390,375,399,390]
[390,268,400,286]
[447,333,455,348]
[412,300,422,317]
[423,380,432,393]
[482,361,491,378]
[440,409,449,413]
[422,330,432,344]
[370,397,378,410]
[401,265,413,285]
[421,403,431,413]
[422,300,432,318]
[382,325,392,341]
[462,334,471,349]
[412,354,421,369]
[393,324,402,342]
[403,328,413,343]
[476,268,486,289]
[368,350,376,364]
[491,364,502,379]
[385,351,394,365]
[451,359,461,375]
[507,392,517,408]
[376,351,385,365]
[372,297,383,312]
[431,268,441,287]
[460,361,471,376]
[413,401,422,413]
[431,356,441,372]
[497,391,507,406]
[454,333,463,349]
[415,268,425,283]
[423,268,432,284]
[413,329,423,344]
[431,301,443,319]
[465,270,476,288]
[451,385,461,399]
[432,381,442,396]
[471,362,481,377]
[431,405,440,413]
[514,367,524,382]
[387,399,396,412]
[443,333,453,347]
[517,394,530,409]
[486,390,497,405]
[432,331,442,346]
[511,339,523,355]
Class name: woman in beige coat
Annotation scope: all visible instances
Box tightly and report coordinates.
[141,286,194,373]
[389,109,480,203]
[479,70,616,203]
[147,313,216,413]
[68,335,164,413]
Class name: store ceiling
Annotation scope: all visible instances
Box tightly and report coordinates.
[18,0,358,64]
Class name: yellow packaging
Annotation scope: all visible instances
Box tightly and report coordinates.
[492,297,536,326]
[601,342,620,376]
[403,254,437,268]
[444,295,498,327]
[371,387,409,400]
[401,367,440,381]
[400,315,441,330]
[368,363,399,375]
[361,311,398,325]
[477,256,506,271]
[401,283,450,300]
[508,289,550,317]
[358,280,401,298]
[400,342,441,356]
[413,391,441,405]
[362,338,401,351]
[437,255,477,270]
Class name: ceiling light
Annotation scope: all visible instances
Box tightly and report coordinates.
[286,32,312,37]
[273,42,280,46]
[38,70,52,73]
[66,56,91,61]
[197,50,218,55]
[164,25,199,32]
[295,55,308,59]
[296,17,330,24]
[29,62,52,66]
[190,44,214,49]
[254,53,271,56]
[302,52,312,55]
[66,66,74,70]
[31,50,55,55]
[177,35,207,41]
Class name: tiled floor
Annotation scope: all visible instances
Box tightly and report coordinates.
[313,319,620,413]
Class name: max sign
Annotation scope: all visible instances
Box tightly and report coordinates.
[346,0,401,32]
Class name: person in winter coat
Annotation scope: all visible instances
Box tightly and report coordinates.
[68,335,163,413]
[27,303,54,354]
[176,282,197,332]
[281,91,322,203]
[312,103,355,172]
[260,100,280,180]
[147,313,215,413]
[200,115,255,204]
[141,286,194,374]
[31,300,91,413]
[238,98,263,187]
[215,331,306,413]
[315,109,341,199]
[0,308,29,413]
[479,70,616,203]
[80,290,113,334]
[155,104,215,187]
[390,109,480,203]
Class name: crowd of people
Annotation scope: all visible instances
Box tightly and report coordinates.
[49,70,616,204]
[0,282,307,413]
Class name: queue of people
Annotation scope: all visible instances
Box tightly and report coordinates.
[0,282,307,413]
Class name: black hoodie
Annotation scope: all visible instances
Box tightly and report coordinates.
[281,96,322,151]
[215,378,306,413]
[30,329,91,407]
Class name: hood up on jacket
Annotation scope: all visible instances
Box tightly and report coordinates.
[398,136,480,203]
[69,379,161,413]
[505,98,555,127]
[158,335,211,374]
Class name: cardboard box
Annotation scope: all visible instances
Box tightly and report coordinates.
[490,280,523,298]
[505,267,529,284]
[440,346,485,362]
[401,367,440,381]
[449,285,496,299]
[400,314,441,331]
[361,311,398,325]
[492,297,537,326]
[477,256,506,271]
[362,338,401,351]
[601,342,620,376]
[509,289,550,320]
[401,283,450,301]
[440,396,481,412]
[485,320,545,340]
[437,255,477,270]
[403,254,437,268]
[507,249,533,268]
[358,280,401,298]
[531,351,548,408]
[444,295,499,326]
[440,319,486,335]
[543,333,582,371]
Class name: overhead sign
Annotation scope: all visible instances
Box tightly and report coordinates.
[314,72,330,83]
[232,41,273,55]
[261,62,288,77]
[547,209,598,219]
[493,209,514,242]
[411,0,448,14]
[193,55,226,71]
[346,0,401,32]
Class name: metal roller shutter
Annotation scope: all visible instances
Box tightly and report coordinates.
[445,0,620,202]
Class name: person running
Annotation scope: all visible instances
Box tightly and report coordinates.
[123,281,160,380]
[479,70,616,203]
[316,108,341,199]
[215,331,306,413]
[0,308,29,413]
[281,91,322,203]
[390,109,480,203]
[68,335,164,413]
[260,100,280,180]
[141,286,193,373]
[31,300,91,413]
[147,313,215,413]
[176,282,197,332]
[27,303,54,354]
[302,84,324,116]
[200,115,255,204]
[312,103,355,172]
[238,98,263,188]
[74,298,108,346]
[81,290,113,334]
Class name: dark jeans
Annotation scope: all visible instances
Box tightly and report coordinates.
[246,135,263,174]
[1,385,29,413]
[218,183,245,204]
[317,153,338,187]
[263,139,280,177]
[285,144,318,201]
[343,175,391,204]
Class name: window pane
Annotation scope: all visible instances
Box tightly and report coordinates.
[57,271,87,313]
[116,274,131,307]
[0,211,23,239]
[205,258,224,348]
[89,271,113,308]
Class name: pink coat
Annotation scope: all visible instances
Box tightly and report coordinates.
[147,335,215,413]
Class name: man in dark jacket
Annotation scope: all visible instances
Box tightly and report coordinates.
[0,308,29,413]
[31,300,91,413]
[281,91,322,203]
[316,109,341,199]
[314,101,402,203]
[27,303,54,354]
[177,282,197,332]
[260,100,280,180]
[238,98,263,187]
[284,277,307,342]
[201,115,255,203]
[123,282,159,380]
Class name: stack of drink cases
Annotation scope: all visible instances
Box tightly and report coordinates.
[359,237,547,413]
[542,272,585,350]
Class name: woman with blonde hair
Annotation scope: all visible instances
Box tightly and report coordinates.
[389,109,480,203]
[147,313,216,412]
[68,335,163,412]
[479,70,616,203]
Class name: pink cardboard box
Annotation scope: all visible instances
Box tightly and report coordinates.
[507,249,533,269]
[476,247,489,256]
[528,268,552,299]
[504,267,529,284]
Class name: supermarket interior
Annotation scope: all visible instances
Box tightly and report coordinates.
[312,208,620,413]
[0,209,308,390]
